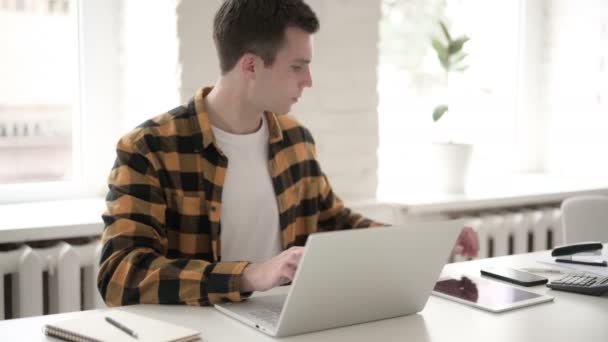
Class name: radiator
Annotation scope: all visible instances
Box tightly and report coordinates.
[0,238,104,320]
[354,202,564,259]
[459,206,564,259]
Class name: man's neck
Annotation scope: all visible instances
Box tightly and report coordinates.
[204,79,263,134]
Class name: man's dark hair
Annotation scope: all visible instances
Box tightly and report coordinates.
[213,0,320,74]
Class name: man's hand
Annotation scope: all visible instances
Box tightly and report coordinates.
[452,226,479,259]
[240,247,305,293]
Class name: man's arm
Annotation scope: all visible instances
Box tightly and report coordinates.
[295,125,383,231]
[98,136,249,306]
[315,170,479,257]
[316,173,385,230]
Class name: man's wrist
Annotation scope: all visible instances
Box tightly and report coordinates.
[240,264,254,293]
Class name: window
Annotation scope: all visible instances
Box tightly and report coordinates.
[0,0,75,185]
[0,0,123,203]
[377,0,608,201]
[378,0,522,200]
[542,0,608,176]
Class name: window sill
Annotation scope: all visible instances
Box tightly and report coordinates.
[3,175,608,244]
[0,197,105,244]
[381,173,608,215]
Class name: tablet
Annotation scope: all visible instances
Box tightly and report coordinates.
[432,275,554,313]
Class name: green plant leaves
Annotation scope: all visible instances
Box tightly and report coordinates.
[431,21,470,72]
[432,38,449,69]
[433,104,449,122]
[430,21,469,122]
[451,52,468,65]
[448,36,470,55]
[440,21,451,41]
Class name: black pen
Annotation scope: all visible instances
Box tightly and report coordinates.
[105,316,139,339]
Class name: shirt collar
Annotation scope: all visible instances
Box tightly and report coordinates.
[194,87,284,149]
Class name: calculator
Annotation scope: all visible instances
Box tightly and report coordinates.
[546,273,608,296]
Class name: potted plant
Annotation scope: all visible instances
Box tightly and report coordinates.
[430,20,472,194]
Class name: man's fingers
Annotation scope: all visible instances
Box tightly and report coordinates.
[280,275,291,285]
[456,227,479,258]
[453,245,464,256]
[264,247,304,288]
[464,228,479,257]
[283,246,304,266]
[471,231,480,255]
[291,249,304,264]
[279,263,297,285]
[289,246,304,257]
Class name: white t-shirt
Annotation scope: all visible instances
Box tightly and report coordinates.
[211,115,282,263]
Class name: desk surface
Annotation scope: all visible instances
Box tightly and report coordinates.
[2,249,607,342]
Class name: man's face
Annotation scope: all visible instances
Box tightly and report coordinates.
[253,27,313,114]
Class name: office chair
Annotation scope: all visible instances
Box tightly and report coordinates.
[561,195,608,243]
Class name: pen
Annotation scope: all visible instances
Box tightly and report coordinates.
[105,316,139,339]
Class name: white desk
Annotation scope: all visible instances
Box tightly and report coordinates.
[1,249,607,342]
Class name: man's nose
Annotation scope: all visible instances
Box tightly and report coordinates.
[302,68,313,88]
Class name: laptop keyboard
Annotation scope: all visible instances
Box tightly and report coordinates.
[248,305,282,326]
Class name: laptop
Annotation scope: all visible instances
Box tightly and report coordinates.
[215,220,463,337]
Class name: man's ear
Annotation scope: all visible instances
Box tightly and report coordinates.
[239,53,258,80]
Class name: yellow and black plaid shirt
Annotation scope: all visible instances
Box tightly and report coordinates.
[98,87,381,307]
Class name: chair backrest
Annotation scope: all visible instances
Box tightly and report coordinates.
[561,195,608,243]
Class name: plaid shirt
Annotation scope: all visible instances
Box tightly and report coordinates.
[98,87,381,307]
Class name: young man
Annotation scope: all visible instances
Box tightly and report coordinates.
[98,0,478,307]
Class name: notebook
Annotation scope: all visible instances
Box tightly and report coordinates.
[43,309,201,342]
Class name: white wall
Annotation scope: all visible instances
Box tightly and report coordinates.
[120,0,180,131]
[175,0,223,99]
[176,0,381,203]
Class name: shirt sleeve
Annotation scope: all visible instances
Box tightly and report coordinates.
[97,135,250,307]
[316,173,387,231]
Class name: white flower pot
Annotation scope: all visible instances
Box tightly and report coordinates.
[432,142,473,194]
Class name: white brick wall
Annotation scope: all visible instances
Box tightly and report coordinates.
[177,0,381,202]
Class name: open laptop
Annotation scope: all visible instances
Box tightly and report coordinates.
[215,220,463,337]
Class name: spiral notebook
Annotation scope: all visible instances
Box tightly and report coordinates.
[43,309,200,342]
